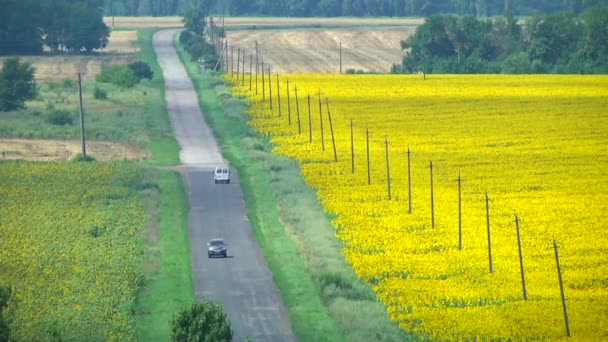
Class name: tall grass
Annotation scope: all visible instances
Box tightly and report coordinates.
[176,36,412,341]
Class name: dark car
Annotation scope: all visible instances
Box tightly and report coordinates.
[207,238,228,258]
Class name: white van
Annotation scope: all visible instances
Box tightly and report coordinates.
[213,166,231,184]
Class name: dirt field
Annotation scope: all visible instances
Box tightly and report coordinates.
[0,139,147,161]
[226,26,415,73]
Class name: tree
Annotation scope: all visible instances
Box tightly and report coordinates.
[65,2,110,53]
[128,61,154,81]
[0,58,37,111]
[170,301,232,342]
[182,8,206,35]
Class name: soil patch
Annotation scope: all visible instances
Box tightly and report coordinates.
[0,138,148,161]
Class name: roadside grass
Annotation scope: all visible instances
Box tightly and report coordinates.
[134,170,193,341]
[176,36,411,341]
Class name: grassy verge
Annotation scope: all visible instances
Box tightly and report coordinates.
[134,170,193,340]
[176,36,411,341]
[135,28,180,167]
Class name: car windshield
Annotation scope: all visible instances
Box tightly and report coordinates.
[209,240,224,246]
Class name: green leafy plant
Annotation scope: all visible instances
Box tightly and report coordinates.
[96,65,139,88]
[46,110,74,126]
[170,301,232,342]
[94,87,108,100]
[128,61,154,81]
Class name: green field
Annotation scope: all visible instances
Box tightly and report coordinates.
[0,28,191,340]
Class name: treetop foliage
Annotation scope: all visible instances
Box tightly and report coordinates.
[394,6,608,74]
[170,301,232,342]
[0,58,37,111]
[0,0,109,55]
[102,0,605,17]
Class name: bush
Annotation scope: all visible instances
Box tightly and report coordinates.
[128,61,153,81]
[170,300,232,342]
[94,87,107,100]
[0,58,37,111]
[46,110,74,126]
[96,65,138,88]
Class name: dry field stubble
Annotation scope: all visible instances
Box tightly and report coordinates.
[226,26,415,73]
[0,139,146,161]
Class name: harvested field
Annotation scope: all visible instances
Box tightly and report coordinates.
[0,138,147,161]
[226,26,415,73]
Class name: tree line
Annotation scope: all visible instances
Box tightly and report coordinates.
[0,0,109,55]
[393,6,608,74]
[102,0,605,17]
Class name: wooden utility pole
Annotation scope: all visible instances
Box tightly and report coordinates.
[261,60,265,101]
[430,160,435,228]
[339,40,342,74]
[78,73,87,158]
[295,87,301,134]
[350,119,354,173]
[458,172,463,249]
[486,192,494,273]
[255,44,258,95]
[236,47,240,80]
[407,147,412,214]
[385,137,391,200]
[287,80,291,125]
[326,98,338,162]
[554,239,571,337]
[276,74,281,117]
[366,128,371,185]
[318,91,325,151]
[241,49,245,86]
[307,93,312,142]
[515,214,527,300]
[268,66,272,110]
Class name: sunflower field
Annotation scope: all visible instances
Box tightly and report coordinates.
[229,73,608,341]
[0,161,145,341]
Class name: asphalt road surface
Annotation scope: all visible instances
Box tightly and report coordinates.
[153,29,296,342]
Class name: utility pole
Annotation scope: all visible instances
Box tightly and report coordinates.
[78,73,87,158]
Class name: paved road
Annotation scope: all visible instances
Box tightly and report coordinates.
[153,29,295,342]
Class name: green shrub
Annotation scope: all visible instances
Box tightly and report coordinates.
[94,87,107,100]
[128,61,153,81]
[96,65,138,88]
[46,110,74,126]
[170,301,232,342]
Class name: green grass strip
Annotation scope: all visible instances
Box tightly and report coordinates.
[134,170,193,341]
[136,28,180,167]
